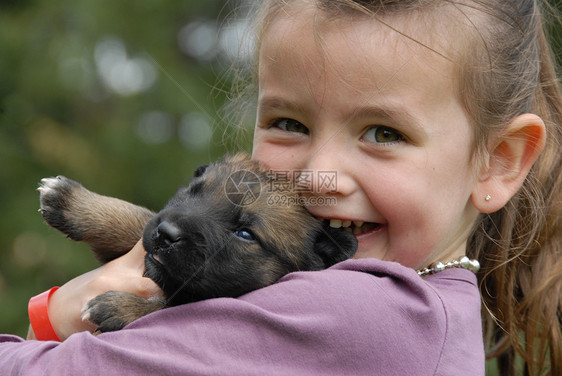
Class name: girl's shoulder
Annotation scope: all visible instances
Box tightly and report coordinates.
[269,257,482,317]
[236,258,485,375]
[23,259,483,376]
[144,258,483,375]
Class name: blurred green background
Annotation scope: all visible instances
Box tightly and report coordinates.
[0,0,255,337]
[0,3,560,375]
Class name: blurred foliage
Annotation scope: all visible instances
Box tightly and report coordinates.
[0,0,253,337]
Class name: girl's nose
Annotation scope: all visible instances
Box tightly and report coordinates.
[296,148,356,196]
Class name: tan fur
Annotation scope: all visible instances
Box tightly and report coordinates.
[39,153,357,332]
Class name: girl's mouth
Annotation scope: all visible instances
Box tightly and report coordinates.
[322,218,381,235]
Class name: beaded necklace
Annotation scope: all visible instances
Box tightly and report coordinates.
[417,256,480,277]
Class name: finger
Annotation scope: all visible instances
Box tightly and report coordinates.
[128,239,147,257]
[113,239,146,270]
[135,277,165,299]
[119,241,164,298]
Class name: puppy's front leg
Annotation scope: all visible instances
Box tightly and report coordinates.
[82,291,166,333]
[39,176,154,263]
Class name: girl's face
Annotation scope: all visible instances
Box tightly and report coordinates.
[252,6,481,268]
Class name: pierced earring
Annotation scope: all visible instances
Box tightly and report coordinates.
[485,195,491,201]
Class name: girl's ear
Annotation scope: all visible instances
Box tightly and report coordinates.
[471,114,546,213]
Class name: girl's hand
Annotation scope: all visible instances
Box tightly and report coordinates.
[32,240,163,341]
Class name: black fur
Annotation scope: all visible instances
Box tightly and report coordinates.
[40,154,357,332]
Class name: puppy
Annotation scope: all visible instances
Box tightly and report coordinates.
[38,153,357,333]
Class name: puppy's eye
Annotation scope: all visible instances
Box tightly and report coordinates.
[235,229,255,241]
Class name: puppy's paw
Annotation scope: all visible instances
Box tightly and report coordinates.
[81,291,138,333]
[81,291,165,334]
[38,176,85,240]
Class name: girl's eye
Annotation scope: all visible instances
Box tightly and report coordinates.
[270,118,309,135]
[362,126,404,144]
[235,229,255,241]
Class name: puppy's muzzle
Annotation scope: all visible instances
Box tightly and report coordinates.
[154,221,182,246]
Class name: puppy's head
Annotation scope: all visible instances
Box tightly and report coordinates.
[143,153,357,306]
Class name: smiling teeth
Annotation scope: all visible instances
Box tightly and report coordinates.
[329,219,342,228]
[328,219,378,234]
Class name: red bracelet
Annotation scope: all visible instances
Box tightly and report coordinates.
[28,287,61,341]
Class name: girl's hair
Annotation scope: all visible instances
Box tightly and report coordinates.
[242,0,562,374]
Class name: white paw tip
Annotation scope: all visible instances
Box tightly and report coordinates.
[81,310,91,323]
[38,177,65,195]
[39,177,59,188]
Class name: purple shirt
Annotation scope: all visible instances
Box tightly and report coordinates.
[0,258,484,375]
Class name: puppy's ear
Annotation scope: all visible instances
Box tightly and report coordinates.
[193,164,209,178]
[313,227,357,267]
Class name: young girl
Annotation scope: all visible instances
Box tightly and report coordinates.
[2,0,561,375]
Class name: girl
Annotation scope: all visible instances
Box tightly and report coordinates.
[3,0,561,375]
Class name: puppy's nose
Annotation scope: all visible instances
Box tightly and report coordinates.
[155,221,182,245]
